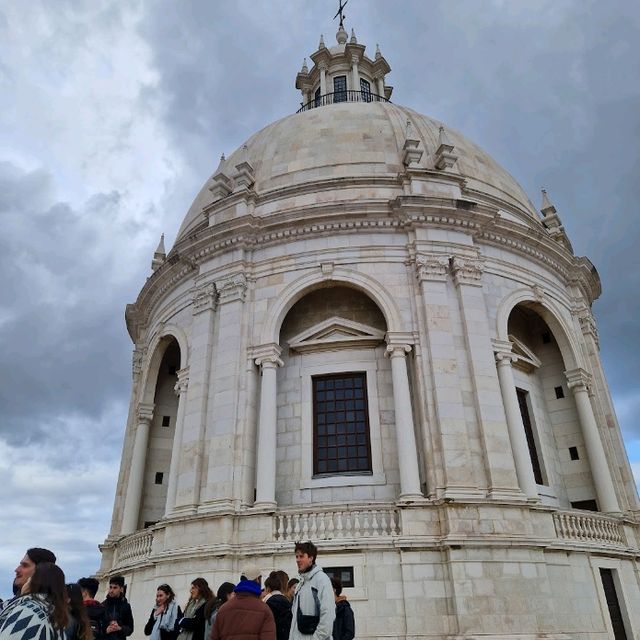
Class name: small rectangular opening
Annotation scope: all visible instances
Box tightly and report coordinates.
[599,568,629,640]
[324,566,354,588]
[571,499,598,511]
[162,415,171,427]
[154,472,164,485]
[542,331,551,344]
[143,521,157,528]
[569,446,579,460]
[554,386,565,399]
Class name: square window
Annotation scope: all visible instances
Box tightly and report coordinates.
[554,386,565,399]
[161,415,171,427]
[324,566,354,588]
[154,472,164,485]
[541,332,551,344]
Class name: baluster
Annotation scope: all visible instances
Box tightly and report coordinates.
[353,511,361,537]
[363,511,371,537]
[310,512,318,538]
[336,512,344,538]
[326,512,335,539]
[344,511,352,538]
[390,510,399,536]
[277,515,284,541]
[285,514,293,540]
[293,514,301,537]
[372,510,380,536]
[379,511,388,535]
[318,513,326,539]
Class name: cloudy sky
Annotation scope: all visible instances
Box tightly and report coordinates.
[1,0,639,595]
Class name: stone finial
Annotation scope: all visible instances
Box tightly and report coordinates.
[375,43,382,60]
[234,144,255,191]
[301,58,308,74]
[540,188,557,217]
[434,125,458,170]
[209,153,232,199]
[350,28,357,44]
[539,188,573,252]
[319,34,325,49]
[336,24,348,45]
[151,233,166,272]
[402,119,423,167]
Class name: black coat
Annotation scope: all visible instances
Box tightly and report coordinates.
[265,594,292,640]
[84,599,107,640]
[144,606,183,640]
[177,602,206,640]
[102,596,134,640]
[332,599,354,640]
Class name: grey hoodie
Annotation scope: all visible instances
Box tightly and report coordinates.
[289,565,335,640]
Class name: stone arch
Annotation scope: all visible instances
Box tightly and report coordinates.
[260,267,406,345]
[495,287,584,371]
[140,323,189,406]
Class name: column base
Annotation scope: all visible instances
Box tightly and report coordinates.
[251,501,278,513]
[397,493,426,504]
[439,487,486,501]
[487,487,530,503]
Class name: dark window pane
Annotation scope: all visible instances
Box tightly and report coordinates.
[346,411,355,421]
[337,434,346,446]
[317,460,327,472]
[317,414,325,425]
[317,436,326,448]
[354,377,363,388]
[326,401,335,411]
[326,390,335,400]
[358,458,370,470]
[347,435,356,446]
[355,399,365,409]
[358,446,367,456]
[338,459,348,471]
[327,459,338,472]
[317,380,325,390]
[336,411,346,422]
[326,379,334,389]
[345,389,354,399]
[327,423,336,435]
[335,389,345,400]
[355,388,364,398]
[317,391,325,401]
[348,446,357,457]
[357,433,366,445]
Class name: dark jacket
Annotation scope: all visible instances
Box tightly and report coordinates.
[332,598,354,640]
[144,606,182,640]
[211,581,275,640]
[102,595,134,640]
[177,602,206,640]
[265,593,291,640]
[84,599,107,640]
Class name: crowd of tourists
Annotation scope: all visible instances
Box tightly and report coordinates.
[0,542,355,640]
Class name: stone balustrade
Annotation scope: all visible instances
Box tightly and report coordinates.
[553,510,626,546]
[114,529,154,567]
[274,505,401,541]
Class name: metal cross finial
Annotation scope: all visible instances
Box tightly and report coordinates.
[334,0,348,28]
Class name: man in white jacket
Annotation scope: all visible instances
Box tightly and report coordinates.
[289,541,335,640]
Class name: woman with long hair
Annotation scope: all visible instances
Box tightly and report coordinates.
[263,571,292,640]
[0,562,69,640]
[144,584,181,640]
[177,578,213,640]
[65,583,92,640]
[202,582,234,640]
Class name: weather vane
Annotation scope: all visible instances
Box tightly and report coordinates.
[334,0,348,29]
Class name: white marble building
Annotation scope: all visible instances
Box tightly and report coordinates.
[99,22,640,640]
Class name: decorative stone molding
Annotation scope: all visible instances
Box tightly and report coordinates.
[289,316,385,353]
[385,343,412,358]
[320,261,334,276]
[574,307,600,349]
[450,255,484,287]
[565,367,593,393]
[136,402,154,424]
[252,343,284,369]
[174,367,190,396]
[132,346,145,380]
[415,254,449,282]
[402,120,423,167]
[192,282,218,315]
[233,145,255,191]
[385,332,413,358]
[218,273,248,303]
[531,284,545,303]
[434,126,458,170]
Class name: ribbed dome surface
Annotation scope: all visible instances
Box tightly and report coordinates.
[177,102,537,241]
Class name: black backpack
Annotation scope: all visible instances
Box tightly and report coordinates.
[296,586,321,635]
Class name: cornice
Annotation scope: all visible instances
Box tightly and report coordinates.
[131,196,599,326]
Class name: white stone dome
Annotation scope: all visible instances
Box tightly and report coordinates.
[176,101,538,241]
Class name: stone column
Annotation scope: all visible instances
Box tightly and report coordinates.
[375,75,385,99]
[254,344,283,509]
[494,347,539,500]
[121,402,154,534]
[566,368,620,514]
[319,63,327,96]
[385,339,423,501]
[164,367,189,516]
[415,254,478,499]
[350,55,360,94]
[451,256,522,501]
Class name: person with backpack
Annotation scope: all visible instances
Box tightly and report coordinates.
[78,577,107,640]
[329,578,354,640]
[289,542,334,640]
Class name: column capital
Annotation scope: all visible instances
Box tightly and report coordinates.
[565,367,593,393]
[451,255,484,287]
[174,367,190,396]
[574,306,600,349]
[252,343,283,368]
[492,339,516,365]
[132,346,146,380]
[415,253,449,282]
[385,343,412,358]
[192,282,218,315]
[137,402,154,424]
[218,273,248,303]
